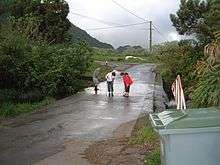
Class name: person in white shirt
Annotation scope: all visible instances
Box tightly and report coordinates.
[105,71,116,97]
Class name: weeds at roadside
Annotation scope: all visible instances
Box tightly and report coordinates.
[0,97,54,117]
[129,118,159,145]
[129,117,161,165]
[144,148,161,165]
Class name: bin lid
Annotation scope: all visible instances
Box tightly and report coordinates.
[150,107,220,129]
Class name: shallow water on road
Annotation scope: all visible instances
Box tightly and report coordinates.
[0,64,156,165]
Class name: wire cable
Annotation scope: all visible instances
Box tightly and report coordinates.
[85,22,147,31]
[69,12,122,26]
[111,0,150,22]
[152,24,169,42]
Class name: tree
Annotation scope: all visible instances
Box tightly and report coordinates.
[206,0,220,42]
[36,0,71,43]
[0,26,93,100]
[0,0,14,23]
[4,0,71,44]
[170,0,214,44]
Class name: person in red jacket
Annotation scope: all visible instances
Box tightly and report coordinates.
[121,72,133,97]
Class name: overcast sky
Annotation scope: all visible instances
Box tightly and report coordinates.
[66,0,181,48]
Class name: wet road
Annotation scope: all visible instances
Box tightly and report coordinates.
[0,64,156,165]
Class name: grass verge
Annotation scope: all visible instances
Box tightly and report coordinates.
[145,148,161,165]
[0,97,54,117]
[129,117,161,165]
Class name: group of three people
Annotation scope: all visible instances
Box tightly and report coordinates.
[105,70,133,97]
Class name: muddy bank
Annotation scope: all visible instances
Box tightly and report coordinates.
[84,116,159,165]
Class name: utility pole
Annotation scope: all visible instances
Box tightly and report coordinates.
[149,21,152,53]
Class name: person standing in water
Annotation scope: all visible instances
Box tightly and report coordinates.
[121,72,133,97]
[105,71,116,97]
[93,68,100,94]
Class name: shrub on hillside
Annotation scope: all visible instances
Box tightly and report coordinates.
[192,63,220,107]
[0,29,93,102]
[154,41,203,99]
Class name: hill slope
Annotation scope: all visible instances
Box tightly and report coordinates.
[69,24,113,49]
[117,45,143,52]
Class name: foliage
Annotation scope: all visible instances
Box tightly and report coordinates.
[215,31,220,42]
[144,148,161,165]
[1,0,113,47]
[192,64,220,107]
[153,40,220,108]
[34,41,93,97]
[0,26,93,101]
[129,118,160,165]
[0,97,54,117]
[160,0,219,108]
[0,0,96,117]
[1,0,71,44]
[129,118,159,145]
[170,0,214,43]
[153,41,203,99]
[206,0,220,39]
[0,0,12,23]
[190,0,220,107]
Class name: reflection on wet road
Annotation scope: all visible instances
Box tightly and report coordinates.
[0,64,156,164]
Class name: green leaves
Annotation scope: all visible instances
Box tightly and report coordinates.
[153,41,204,99]
[170,0,214,43]
[168,0,219,108]
[192,64,220,107]
[2,0,71,44]
[0,27,93,101]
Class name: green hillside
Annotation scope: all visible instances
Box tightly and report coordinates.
[69,24,113,49]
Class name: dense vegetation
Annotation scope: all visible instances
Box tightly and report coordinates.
[0,0,94,116]
[155,0,220,108]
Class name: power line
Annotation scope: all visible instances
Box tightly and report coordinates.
[111,0,150,22]
[69,12,122,26]
[85,22,147,31]
[111,0,168,43]
[69,4,168,49]
[111,0,153,51]
[152,24,169,42]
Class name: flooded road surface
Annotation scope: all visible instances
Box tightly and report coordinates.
[0,64,156,165]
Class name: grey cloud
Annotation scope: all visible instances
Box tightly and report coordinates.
[66,0,181,48]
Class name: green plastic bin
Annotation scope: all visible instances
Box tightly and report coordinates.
[150,108,220,165]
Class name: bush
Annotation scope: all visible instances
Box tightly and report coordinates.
[145,148,161,165]
[154,41,203,99]
[0,89,18,103]
[192,64,220,107]
[117,57,124,61]
[0,97,54,117]
[0,89,43,104]
[0,27,93,102]
[32,42,93,97]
